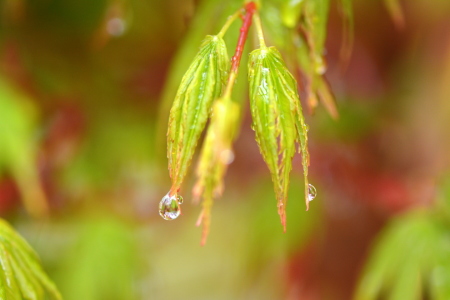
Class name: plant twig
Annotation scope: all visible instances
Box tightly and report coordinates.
[223,1,257,99]
[252,11,266,48]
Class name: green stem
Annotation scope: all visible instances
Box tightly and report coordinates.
[217,10,242,38]
[253,12,266,48]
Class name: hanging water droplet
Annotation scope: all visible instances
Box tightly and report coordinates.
[308,184,317,202]
[159,192,182,220]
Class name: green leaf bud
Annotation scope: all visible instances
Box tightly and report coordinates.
[167,35,230,194]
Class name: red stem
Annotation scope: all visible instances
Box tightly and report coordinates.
[230,2,257,72]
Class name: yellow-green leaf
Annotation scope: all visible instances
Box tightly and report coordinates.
[354,211,447,300]
[281,0,304,28]
[248,46,310,230]
[303,0,330,56]
[167,35,229,194]
[57,216,136,300]
[0,78,49,218]
[193,98,240,245]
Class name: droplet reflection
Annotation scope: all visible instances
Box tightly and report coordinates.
[308,184,317,202]
[159,192,182,220]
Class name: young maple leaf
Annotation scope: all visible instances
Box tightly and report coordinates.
[167,35,229,196]
[193,97,240,245]
[248,45,310,230]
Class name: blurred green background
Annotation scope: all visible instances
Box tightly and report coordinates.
[1,0,450,299]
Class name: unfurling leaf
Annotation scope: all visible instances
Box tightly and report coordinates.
[248,46,310,230]
[193,98,240,245]
[0,219,61,300]
[167,35,229,194]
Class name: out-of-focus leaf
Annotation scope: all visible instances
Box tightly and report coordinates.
[242,175,322,292]
[193,98,240,245]
[248,46,310,230]
[294,33,338,118]
[294,0,339,118]
[338,0,354,66]
[430,238,450,300]
[354,211,449,300]
[316,76,338,118]
[302,0,330,58]
[429,177,450,300]
[0,78,48,217]
[167,35,229,195]
[260,1,290,51]
[0,219,61,300]
[248,174,322,252]
[437,176,450,223]
[281,0,304,28]
[57,215,136,300]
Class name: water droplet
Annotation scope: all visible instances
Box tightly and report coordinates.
[304,124,310,132]
[308,184,317,202]
[258,78,269,95]
[159,192,182,220]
